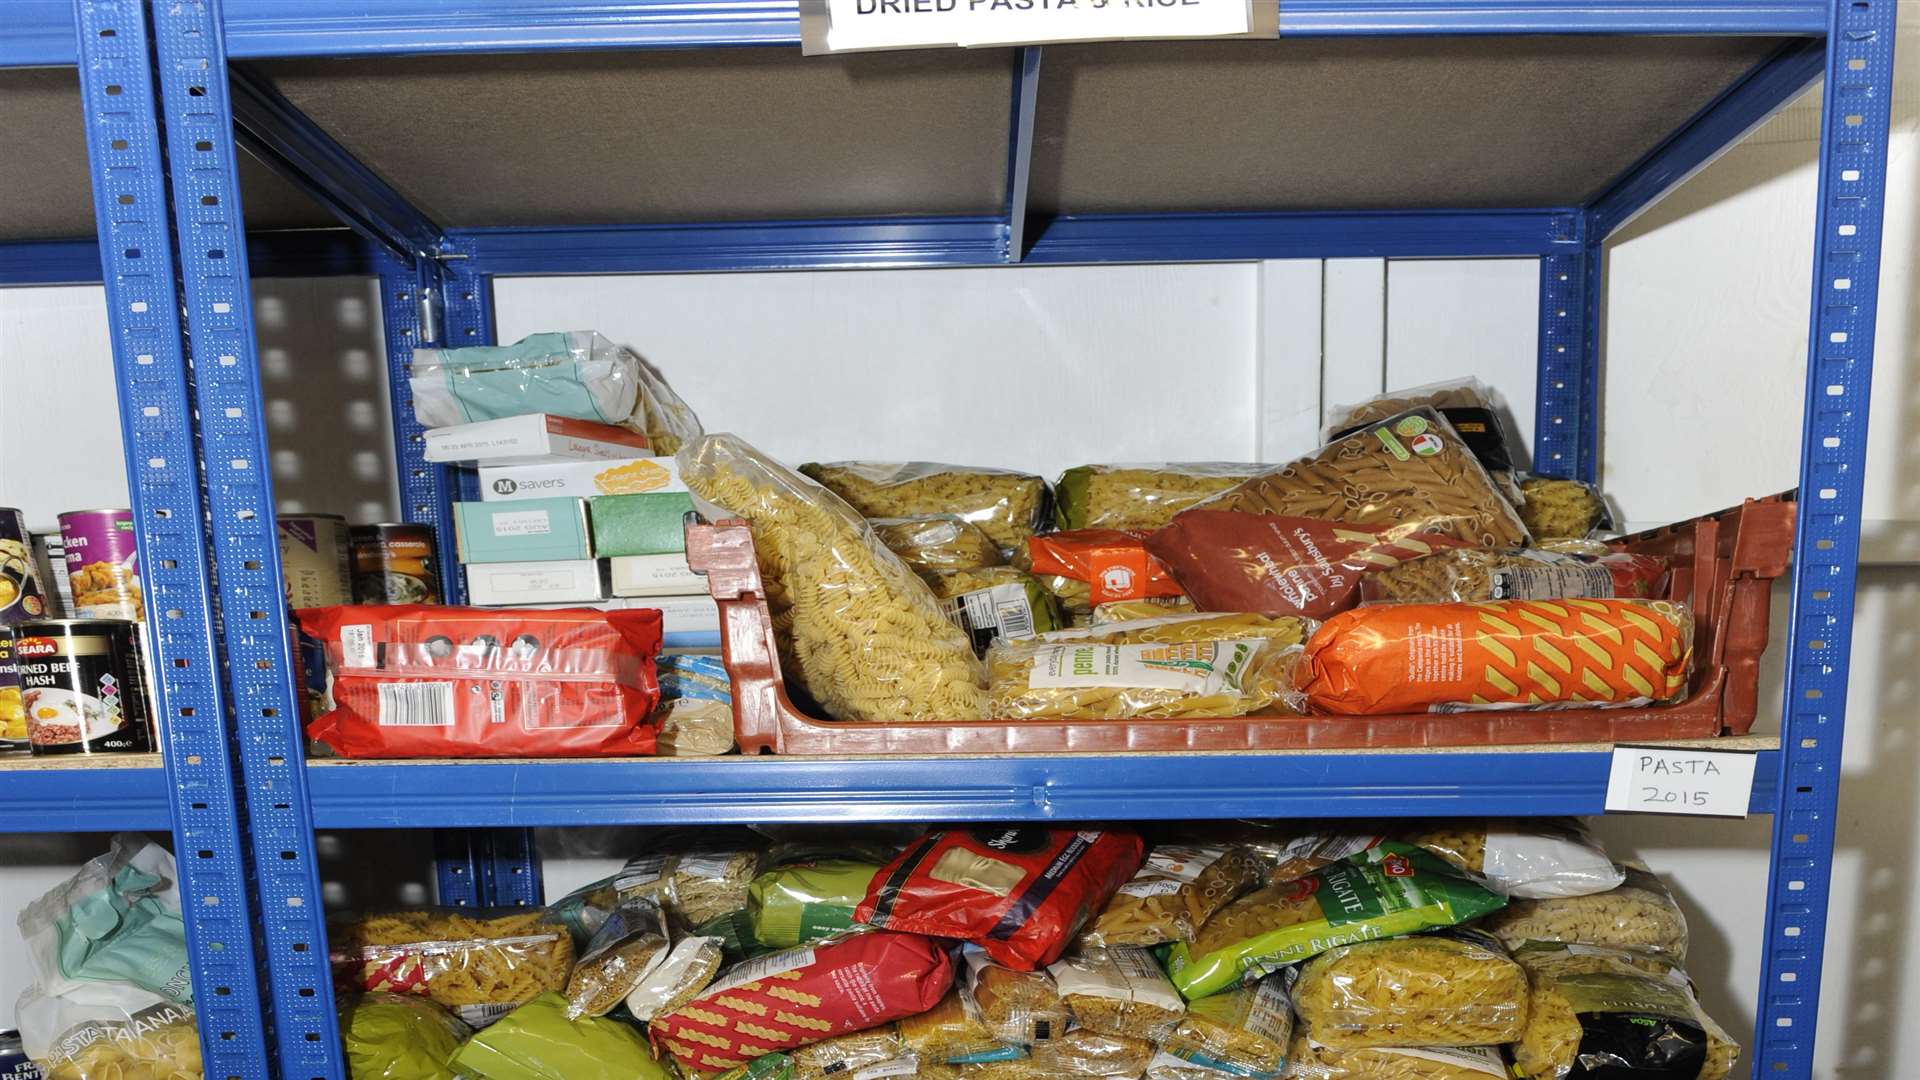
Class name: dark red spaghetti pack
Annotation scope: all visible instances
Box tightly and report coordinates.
[296,604,663,759]
[855,827,1146,970]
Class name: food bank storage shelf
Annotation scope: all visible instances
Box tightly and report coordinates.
[0,756,172,832]
[303,737,1782,827]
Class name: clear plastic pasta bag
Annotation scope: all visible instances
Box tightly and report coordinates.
[1516,473,1615,541]
[1395,818,1623,899]
[682,434,989,722]
[622,934,723,1021]
[327,907,574,1026]
[1203,409,1529,549]
[924,566,1067,655]
[1048,947,1186,1041]
[872,515,1007,572]
[899,990,1022,1064]
[1055,463,1270,532]
[799,461,1051,554]
[608,842,760,927]
[965,947,1071,1044]
[1158,973,1293,1077]
[17,994,202,1080]
[1288,930,1528,1050]
[987,613,1312,721]
[1082,844,1268,948]
[1026,1028,1157,1077]
[790,1026,912,1080]
[1511,943,1738,1080]
[1484,863,1689,959]
[1358,548,1667,605]
[1321,379,1524,504]
[562,896,670,1018]
[1283,1036,1510,1079]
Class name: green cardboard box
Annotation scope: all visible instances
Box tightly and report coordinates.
[589,492,696,557]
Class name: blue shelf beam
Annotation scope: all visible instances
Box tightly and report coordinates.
[0,763,172,833]
[3,0,1831,66]
[74,2,275,1076]
[1756,0,1898,1074]
[0,231,381,287]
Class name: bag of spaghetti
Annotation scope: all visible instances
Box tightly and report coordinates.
[1017,530,1188,623]
[873,514,1008,572]
[683,435,988,722]
[328,907,574,1026]
[800,461,1051,554]
[1282,1036,1510,1080]
[1510,942,1738,1080]
[1322,379,1524,504]
[1288,929,1528,1050]
[924,566,1067,656]
[1166,844,1505,1001]
[1156,973,1294,1079]
[1358,547,1666,605]
[988,613,1313,722]
[1201,410,1529,548]
[1056,464,1270,531]
[1289,599,1693,715]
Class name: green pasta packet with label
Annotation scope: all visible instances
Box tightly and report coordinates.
[448,992,669,1080]
[1165,844,1505,1000]
[747,859,882,948]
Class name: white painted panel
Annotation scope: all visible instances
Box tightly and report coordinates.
[0,285,124,531]
[1386,258,1540,465]
[496,263,1264,477]
[1254,259,1323,462]
[1320,258,1385,430]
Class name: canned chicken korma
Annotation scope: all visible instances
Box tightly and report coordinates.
[58,509,143,620]
[15,618,152,756]
[350,523,442,605]
[278,514,353,608]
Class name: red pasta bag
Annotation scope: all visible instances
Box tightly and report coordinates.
[297,604,662,758]
[856,827,1146,970]
[1027,530,1185,605]
[1147,510,1465,620]
[651,931,952,1072]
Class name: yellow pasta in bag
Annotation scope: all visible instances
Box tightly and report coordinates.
[801,462,1049,553]
[1290,931,1528,1050]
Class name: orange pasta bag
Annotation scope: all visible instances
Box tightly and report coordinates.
[1292,598,1692,715]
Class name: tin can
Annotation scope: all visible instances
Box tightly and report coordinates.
[58,509,143,620]
[0,1029,44,1080]
[350,523,443,605]
[278,514,353,608]
[15,618,153,756]
[0,510,52,626]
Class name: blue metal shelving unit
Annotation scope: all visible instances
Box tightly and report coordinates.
[0,1,1895,1077]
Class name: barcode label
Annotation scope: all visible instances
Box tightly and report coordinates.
[376,682,455,726]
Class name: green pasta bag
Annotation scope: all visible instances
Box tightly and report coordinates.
[1166,844,1505,1000]
[339,992,469,1080]
[747,860,882,948]
[448,992,668,1080]
[711,1054,796,1080]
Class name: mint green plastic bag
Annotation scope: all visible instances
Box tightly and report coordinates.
[19,833,191,1003]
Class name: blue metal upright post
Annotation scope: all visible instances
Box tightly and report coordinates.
[1755,2,1898,1075]
[144,2,343,1077]
[71,2,272,1076]
[1534,236,1602,483]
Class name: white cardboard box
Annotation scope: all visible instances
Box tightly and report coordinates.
[601,594,720,634]
[479,456,687,501]
[464,559,607,606]
[424,413,651,465]
[609,553,706,597]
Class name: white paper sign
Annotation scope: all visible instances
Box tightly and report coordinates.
[1605,745,1759,818]
[824,0,1248,51]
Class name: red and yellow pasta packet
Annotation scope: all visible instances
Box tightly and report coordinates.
[1291,599,1692,715]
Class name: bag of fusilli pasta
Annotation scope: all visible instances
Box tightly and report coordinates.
[1510,943,1738,1080]
[1203,410,1529,548]
[988,613,1311,721]
[1483,864,1689,959]
[1515,473,1615,540]
[1288,929,1528,1050]
[328,908,575,1027]
[873,514,1007,572]
[1358,548,1666,605]
[799,461,1051,554]
[683,434,988,722]
[1322,379,1523,504]
[1283,1035,1510,1079]
[1056,464,1271,532]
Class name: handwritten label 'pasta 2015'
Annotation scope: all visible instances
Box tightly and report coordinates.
[1604,745,1759,818]
[825,0,1247,50]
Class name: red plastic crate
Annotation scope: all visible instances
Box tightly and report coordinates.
[686,494,1794,755]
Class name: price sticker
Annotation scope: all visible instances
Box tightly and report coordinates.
[810,0,1257,51]
[1604,745,1759,818]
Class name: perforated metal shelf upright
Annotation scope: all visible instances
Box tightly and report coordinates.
[18,1,1897,1078]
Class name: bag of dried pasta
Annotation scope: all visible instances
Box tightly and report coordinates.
[1049,947,1185,1041]
[1483,864,1689,959]
[988,613,1312,722]
[1166,845,1505,1001]
[788,1026,912,1080]
[1158,974,1293,1078]
[1516,474,1614,541]
[561,896,670,1018]
[1283,1035,1510,1079]
[1027,1028,1158,1077]
[747,858,882,947]
[623,932,723,1021]
[873,514,1008,572]
[449,992,671,1080]
[609,843,760,927]
[1289,929,1528,1050]
[1056,464,1270,532]
[16,997,202,1080]
[1290,599,1693,715]
[1083,844,1268,948]
[1322,379,1523,504]
[924,566,1066,656]
[684,435,989,722]
[1511,943,1738,1080]
[328,907,575,1026]
[1027,530,1186,606]
[1204,410,1529,548]
[339,993,470,1080]
[1091,597,1198,625]
[1358,548,1666,605]
[1394,818,1623,899]
[799,461,1051,553]
[899,990,1024,1064]
[963,946,1072,1043]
